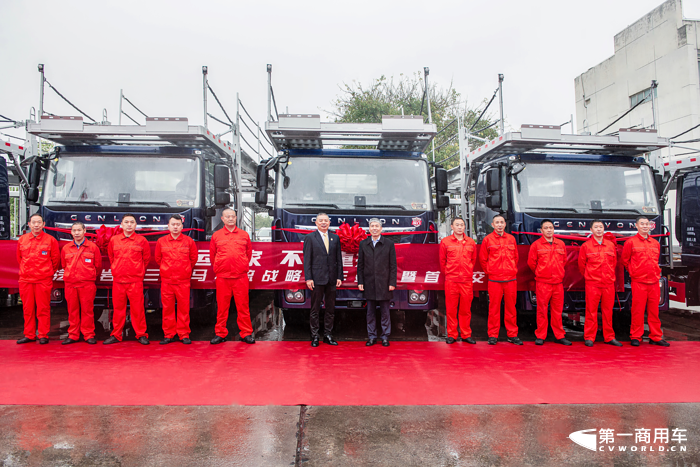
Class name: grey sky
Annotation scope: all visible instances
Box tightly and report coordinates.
[2,0,699,148]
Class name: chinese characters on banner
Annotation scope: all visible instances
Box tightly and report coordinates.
[0,241,623,292]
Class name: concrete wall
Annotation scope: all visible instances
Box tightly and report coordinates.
[575,0,700,145]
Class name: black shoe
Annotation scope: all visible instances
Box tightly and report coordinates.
[16,337,35,344]
[311,336,319,347]
[558,338,572,346]
[366,338,377,347]
[62,338,78,345]
[650,339,670,347]
[103,336,120,345]
[160,338,174,345]
[381,339,390,347]
[182,338,192,345]
[242,335,256,344]
[464,337,477,344]
[446,337,457,344]
[488,337,498,345]
[630,339,640,347]
[38,338,49,345]
[535,338,545,346]
[605,339,623,347]
[210,336,227,345]
[323,335,338,346]
[584,340,594,347]
[138,337,150,345]
[86,338,97,345]
[507,336,523,346]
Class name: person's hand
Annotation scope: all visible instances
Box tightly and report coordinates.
[336,279,342,287]
[306,280,314,290]
[358,284,364,291]
[389,286,395,291]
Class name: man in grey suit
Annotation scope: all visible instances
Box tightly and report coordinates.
[303,213,343,347]
[358,218,397,347]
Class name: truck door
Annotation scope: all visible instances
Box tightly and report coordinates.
[681,172,700,257]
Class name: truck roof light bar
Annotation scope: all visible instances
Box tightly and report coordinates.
[27,116,259,181]
[265,114,437,153]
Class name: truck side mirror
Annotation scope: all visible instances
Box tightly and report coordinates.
[256,164,269,190]
[485,193,501,209]
[215,192,230,206]
[214,164,230,190]
[255,190,268,205]
[26,161,42,203]
[435,167,448,193]
[486,168,500,193]
[654,173,664,199]
[436,195,450,209]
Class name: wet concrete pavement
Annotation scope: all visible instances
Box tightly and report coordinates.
[1,404,698,466]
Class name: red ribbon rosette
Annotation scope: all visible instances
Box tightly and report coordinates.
[336,222,367,254]
[95,225,123,254]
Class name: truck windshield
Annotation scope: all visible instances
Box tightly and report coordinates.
[43,156,200,207]
[277,157,431,211]
[511,163,659,215]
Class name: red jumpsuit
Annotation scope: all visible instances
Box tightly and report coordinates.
[622,234,663,341]
[61,239,102,340]
[479,231,519,338]
[155,234,198,339]
[210,226,253,339]
[108,232,151,340]
[16,231,60,340]
[527,236,567,340]
[578,237,617,342]
[439,234,477,339]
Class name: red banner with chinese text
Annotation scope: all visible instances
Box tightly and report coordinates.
[0,241,624,292]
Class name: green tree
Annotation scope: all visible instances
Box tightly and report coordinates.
[330,73,500,170]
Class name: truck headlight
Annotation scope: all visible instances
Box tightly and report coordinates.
[408,289,427,304]
[285,289,305,303]
[659,280,664,306]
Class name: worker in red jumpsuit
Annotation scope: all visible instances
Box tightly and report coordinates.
[479,214,522,345]
[61,221,102,345]
[103,214,151,345]
[622,215,669,347]
[527,219,571,346]
[439,217,477,344]
[16,213,60,344]
[209,208,255,344]
[155,214,198,345]
[578,220,621,347]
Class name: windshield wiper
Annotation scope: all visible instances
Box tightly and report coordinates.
[523,207,579,213]
[287,203,340,209]
[53,200,103,206]
[118,201,172,207]
[358,204,407,210]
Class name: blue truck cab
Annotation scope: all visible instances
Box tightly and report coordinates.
[257,114,447,314]
[23,116,254,317]
[462,125,671,326]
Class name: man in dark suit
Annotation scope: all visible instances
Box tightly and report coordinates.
[303,213,343,347]
[358,218,397,347]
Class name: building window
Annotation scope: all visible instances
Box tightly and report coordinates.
[629,87,657,108]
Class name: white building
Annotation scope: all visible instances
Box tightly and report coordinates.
[574,0,700,241]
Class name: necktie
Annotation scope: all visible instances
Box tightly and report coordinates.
[323,233,329,253]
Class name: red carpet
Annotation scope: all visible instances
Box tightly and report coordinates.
[1,341,699,406]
